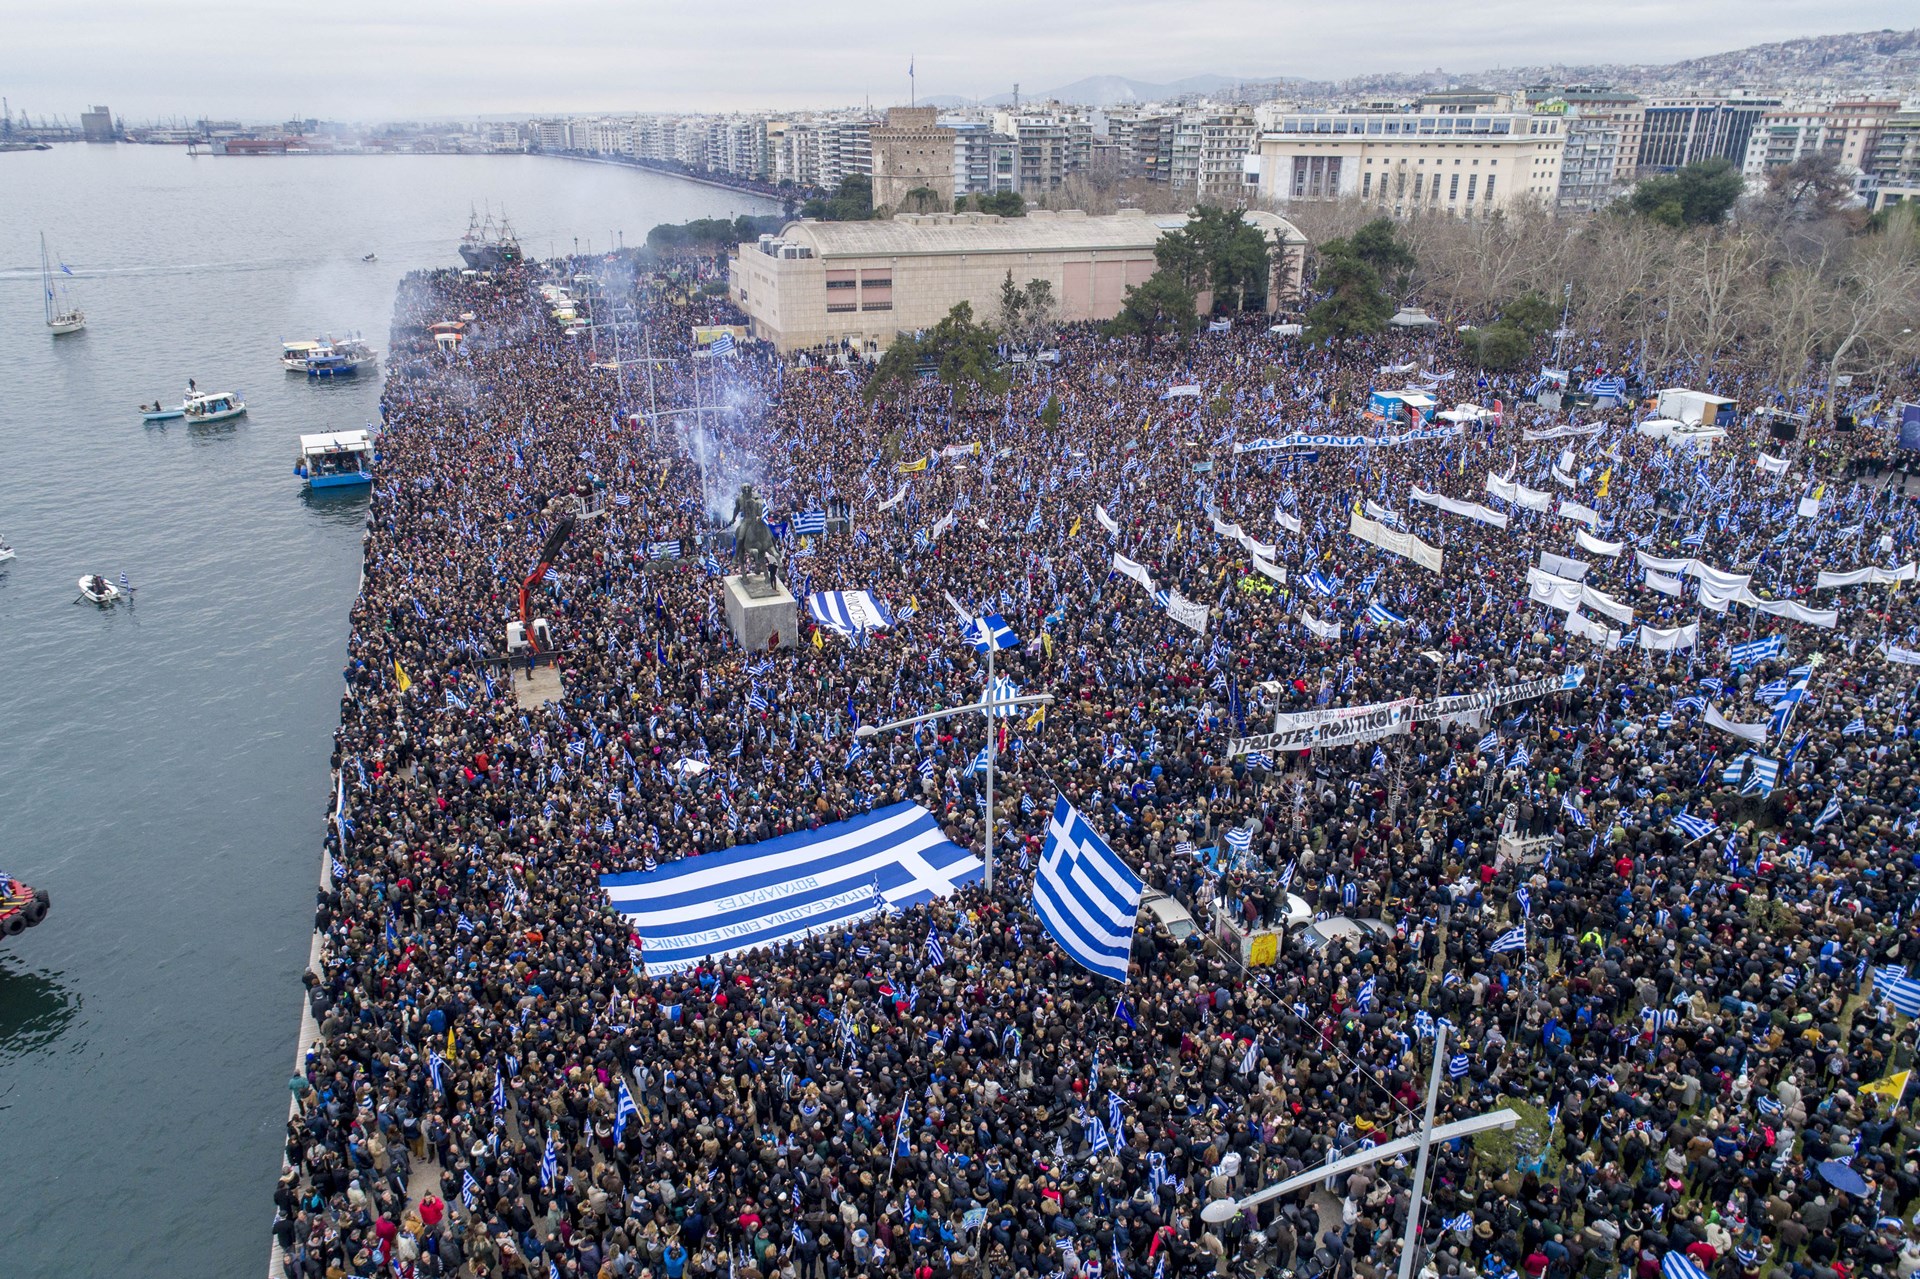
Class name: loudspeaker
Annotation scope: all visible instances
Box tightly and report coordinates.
[1770,421,1798,441]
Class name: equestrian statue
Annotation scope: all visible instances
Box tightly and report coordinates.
[730,483,784,592]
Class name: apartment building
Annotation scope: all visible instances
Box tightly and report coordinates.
[1248,99,1565,216]
[1867,111,1920,211]
[1195,112,1260,199]
[1638,95,1780,171]
[950,121,1016,195]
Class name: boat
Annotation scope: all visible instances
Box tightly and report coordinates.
[458,209,523,271]
[78,574,120,605]
[0,535,14,564]
[0,870,51,940]
[281,339,325,372]
[296,429,375,489]
[182,390,246,424]
[304,347,363,379]
[41,232,85,335]
[361,252,377,262]
[140,401,185,422]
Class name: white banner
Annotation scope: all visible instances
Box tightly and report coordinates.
[1522,421,1607,441]
[931,511,955,540]
[1234,424,1463,454]
[1095,505,1120,536]
[1566,611,1622,647]
[1699,580,1745,613]
[1276,511,1302,535]
[1816,563,1916,589]
[1486,472,1552,511]
[1231,699,1417,754]
[1528,574,1583,613]
[1798,496,1823,519]
[1165,591,1209,635]
[1238,531,1278,559]
[1705,703,1769,745]
[1551,466,1577,488]
[1558,500,1600,528]
[878,483,910,511]
[1350,507,1443,574]
[1638,621,1700,651]
[1644,570,1684,597]
[1756,453,1791,476]
[1581,586,1634,624]
[1539,552,1590,582]
[1688,563,1751,593]
[1112,552,1153,590]
[1410,485,1509,529]
[1210,513,1243,540]
[1750,598,1838,628]
[1885,644,1920,667]
[1252,554,1287,585]
[1636,551,1692,574]
[1576,529,1624,558]
[1300,610,1340,641]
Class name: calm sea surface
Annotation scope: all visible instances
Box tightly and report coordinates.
[0,143,771,1278]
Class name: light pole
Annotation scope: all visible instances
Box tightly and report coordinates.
[855,690,1054,893]
[1201,1024,1517,1279]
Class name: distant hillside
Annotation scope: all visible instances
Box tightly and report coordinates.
[917,29,1920,113]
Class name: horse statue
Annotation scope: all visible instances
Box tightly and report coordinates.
[730,483,784,591]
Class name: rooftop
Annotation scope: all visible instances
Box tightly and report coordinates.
[768,208,1304,258]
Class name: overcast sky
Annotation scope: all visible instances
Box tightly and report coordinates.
[3,1,1909,122]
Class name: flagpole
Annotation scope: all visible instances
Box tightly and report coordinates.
[1398,1021,1448,1279]
[985,637,996,893]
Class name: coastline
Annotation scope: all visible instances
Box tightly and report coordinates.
[536,151,795,205]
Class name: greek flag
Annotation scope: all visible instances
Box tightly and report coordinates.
[1366,600,1406,627]
[710,331,736,357]
[1224,826,1252,858]
[1246,751,1274,770]
[493,1070,506,1111]
[1034,797,1145,983]
[792,510,827,536]
[1448,1052,1470,1078]
[1509,742,1530,769]
[1741,756,1780,797]
[1730,635,1785,666]
[965,745,990,775]
[1516,885,1531,916]
[984,675,1023,718]
[649,539,682,560]
[918,756,936,780]
[1026,508,1043,534]
[1813,795,1842,830]
[1844,718,1867,735]
[1487,925,1527,954]
[1662,1253,1711,1279]
[963,612,1018,653]
[1673,810,1718,841]
[541,1129,559,1187]
[614,1078,639,1140]
[807,590,894,635]
[1561,793,1589,828]
[462,1170,481,1210]
[1305,570,1335,596]
[1882,975,1920,1017]
[925,923,945,967]
[1477,730,1498,754]
[1087,1114,1111,1154]
[1355,976,1376,1011]
[1444,1213,1474,1232]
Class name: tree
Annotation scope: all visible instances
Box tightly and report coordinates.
[1105,268,1199,354]
[801,174,875,221]
[1346,218,1418,296]
[1463,322,1533,371]
[1153,205,1273,313]
[1304,238,1393,345]
[899,186,944,215]
[1500,291,1557,339]
[957,190,1026,217]
[1759,151,1855,225]
[997,271,1058,352]
[864,302,1006,405]
[1625,160,1744,228]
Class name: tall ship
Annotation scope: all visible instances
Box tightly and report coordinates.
[458,210,523,270]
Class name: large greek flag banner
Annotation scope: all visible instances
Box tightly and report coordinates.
[1034,797,1145,982]
[602,802,981,976]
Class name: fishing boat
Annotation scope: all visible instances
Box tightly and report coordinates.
[78,574,120,605]
[41,232,85,335]
[296,429,375,489]
[182,391,247,424]
[140,400,185,422]
[304,347,363,379]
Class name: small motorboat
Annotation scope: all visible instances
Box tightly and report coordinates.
[0,536,15,564]
[362,253,377,263]
[140,401,184,422]
[0,870,51,939]
[182,390,246,424]
[78,574,121,605]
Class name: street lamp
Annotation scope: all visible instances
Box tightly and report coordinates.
[855,691,1054,893]
[1200,1025,1518,1279]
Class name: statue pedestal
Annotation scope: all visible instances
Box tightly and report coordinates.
[723,575,797,652]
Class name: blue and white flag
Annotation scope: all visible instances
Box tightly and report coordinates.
[601,802,982,975]
[1662,1251,1711,1279]
[1366,600,1406,628]
[1448,1052,1471,1078]
[1741,756,1781,797]
[925,923,945,968]
[808,590,893,636]
[710,331,736,357]
[541,1129,559,1187]
[1813,795,1842,830]
[614,1078,639,1141]
[1730,635,1785,666]
[1516,885,1532,917]
[963,612,1019,653]
[1487,925,1527,954]
[1673,810,1718,841]
[1354,976,1376,1011]
[1033,797,1145,983]
[1443,1213,1474,1233]
[792,510,827,536]
[1882,975,1920,1017]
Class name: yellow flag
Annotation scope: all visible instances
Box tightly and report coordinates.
[1174,522,1182,541]
[1069,517,1082,538]
[394,658,412,692]
[1042,633,1053,659]
[897,455,928,474]
[1596,467,1612,499]
[1025,705,1046,730]
[446,1027,455,1055]
[1862,1069,1910,1104]
[812,628,824,651]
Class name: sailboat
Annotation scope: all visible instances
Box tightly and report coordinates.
[41,233,85,335]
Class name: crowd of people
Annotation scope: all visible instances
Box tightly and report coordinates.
[272,250,1920,1279]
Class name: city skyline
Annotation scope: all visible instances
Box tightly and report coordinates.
[4,1,1914,120]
